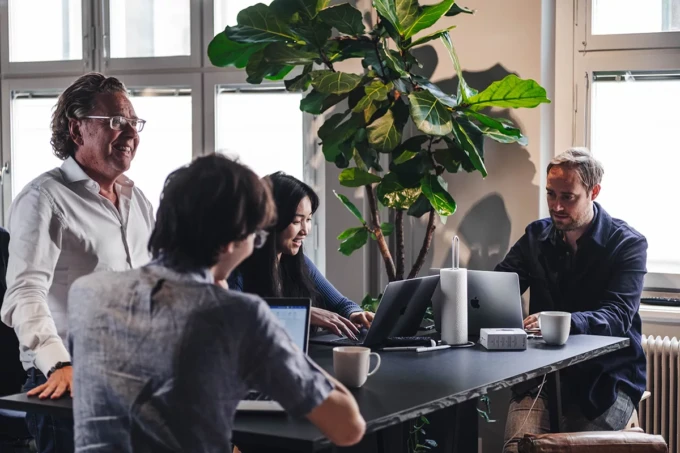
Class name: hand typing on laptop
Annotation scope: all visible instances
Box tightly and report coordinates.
[523,314,540,332]
[312,307,360,340]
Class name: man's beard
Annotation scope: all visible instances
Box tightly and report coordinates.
[551,210,590,232]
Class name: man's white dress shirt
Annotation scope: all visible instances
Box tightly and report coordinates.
[1,157,155,376]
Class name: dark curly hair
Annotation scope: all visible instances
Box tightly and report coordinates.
[50,72,128,160]
[149,154,277,271]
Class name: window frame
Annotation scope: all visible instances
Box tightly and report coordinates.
[0,0,94,76]
[97,0,203,73]
[571,0,680,290]
[577,0,680,52]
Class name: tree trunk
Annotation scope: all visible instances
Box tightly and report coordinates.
[395,210,405,280]
[365,184,397,281]
[408,208,436,279]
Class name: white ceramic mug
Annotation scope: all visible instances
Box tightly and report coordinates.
[539,311,571,346]
[333,346,381,388]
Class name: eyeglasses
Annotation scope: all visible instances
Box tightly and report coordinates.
[254,230,269,249]
[83,115,146,132]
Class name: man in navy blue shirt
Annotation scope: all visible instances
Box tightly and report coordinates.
[497,148,647,452]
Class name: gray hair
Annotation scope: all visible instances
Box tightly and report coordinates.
[547,147,604,192]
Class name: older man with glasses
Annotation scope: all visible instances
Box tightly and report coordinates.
[0,72,155,453]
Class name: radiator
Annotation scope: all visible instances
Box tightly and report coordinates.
[641,335,680,453]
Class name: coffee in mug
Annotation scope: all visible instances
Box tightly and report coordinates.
[333,346,381,388]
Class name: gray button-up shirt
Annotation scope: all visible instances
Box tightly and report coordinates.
[68,263,333,452]
[1,157,155,376]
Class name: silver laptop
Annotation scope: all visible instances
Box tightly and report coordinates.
[237,297,311,412]
[467,270,524,338]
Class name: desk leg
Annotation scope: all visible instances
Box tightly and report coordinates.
[546,370,563,433]
[427,400,477,453]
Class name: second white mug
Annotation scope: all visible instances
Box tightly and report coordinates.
[333,346,381,388]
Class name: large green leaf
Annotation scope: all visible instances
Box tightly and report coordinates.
[311,70,363,94]
[292,22,332,49]
[339,168,382,187]
[300,89,349,114]
[338,227,369,256]
[408,91,453,136]
[393,150,418,164]
[451,120,487,176]
[245,49,294,84]
[421,175,456,216]
[407,193,432,217]
[412,75,456,107]
[403,0,455,39]
[464,111,521,137]
[380,222,394,236]
[366,109,401,152]
[338,226,365,240]
[445,3,474,16]
[225,4,300,44]
[465,74,551,111]
[285,64,314,91]
[440,32,477,104]
[263,43,319,65]
[270,0,330,20]
[318,111,350,140]
[353,81,392,113]
[481,127,528,146]
[323,114,364,161]
[318,4,366,36]
[326,38,374,63]
[334,190,366,223]
[207,33,266,68]
[376,172,422,209]
[374,0,418,36]
[407,26,456,49]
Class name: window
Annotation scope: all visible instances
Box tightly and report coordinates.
[571,0,680,288]
[592,0,680,35]
[109,0,191,59]
[8,88,193,215]
[8,0,82,62]
[590,72,680,274]
[10,93,63,195]
[214,0,272,33]
[124,88,193,212]
[215,89,304,180]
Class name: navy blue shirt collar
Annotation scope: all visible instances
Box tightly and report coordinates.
[539,202,610,249]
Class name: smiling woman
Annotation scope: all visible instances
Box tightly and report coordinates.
[228,172,375,338]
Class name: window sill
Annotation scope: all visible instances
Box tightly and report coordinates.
[639,303,680,324]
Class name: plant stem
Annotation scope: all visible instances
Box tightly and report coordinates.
[395,210,405,280]
[320,50,336,72]
[365,184,397,281]
[408,208,436,279]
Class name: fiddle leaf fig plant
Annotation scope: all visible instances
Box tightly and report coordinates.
[209,0,550,282]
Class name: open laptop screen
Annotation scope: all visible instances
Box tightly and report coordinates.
[264,298,311,354]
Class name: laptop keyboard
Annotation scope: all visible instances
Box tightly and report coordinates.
[244,391,272,401]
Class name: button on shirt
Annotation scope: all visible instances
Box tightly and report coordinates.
[1,157,155,377]
[495,202,647,419]
[68,264,333,452]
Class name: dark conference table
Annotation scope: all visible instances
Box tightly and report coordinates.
[0,335,629,453]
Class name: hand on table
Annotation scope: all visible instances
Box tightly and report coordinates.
[311,307,359,340]
[27,367,73,400]
[523,314,540,332]
[349,311,374,329]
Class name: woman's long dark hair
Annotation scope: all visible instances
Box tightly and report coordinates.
[238,172,322,306]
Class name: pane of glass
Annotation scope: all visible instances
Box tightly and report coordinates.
[8,0,82,62]
[124,89,193,213]
[109,0,190,59]
[591,76,680,274]
[215,90,304,181]
[11,94,64,195]
[592,0,680,35]
[214,0,272,34]
[10,89,193,215]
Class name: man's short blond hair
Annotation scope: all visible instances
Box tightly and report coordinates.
[547,147,604,192]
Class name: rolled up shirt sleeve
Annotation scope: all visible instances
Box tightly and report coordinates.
[1,186,69,376]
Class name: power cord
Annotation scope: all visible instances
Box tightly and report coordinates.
[501,374,548,453]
